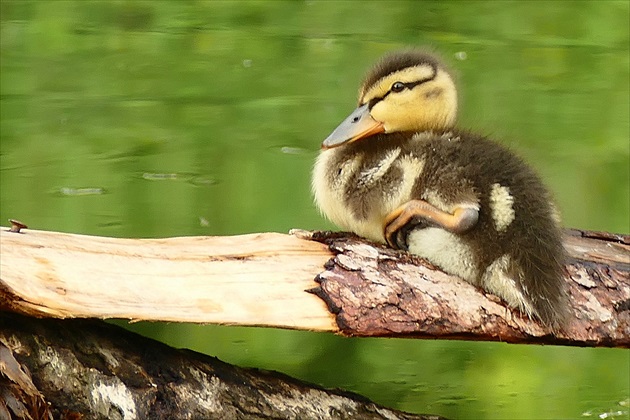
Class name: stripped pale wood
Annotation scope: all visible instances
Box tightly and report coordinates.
[0,228,337,331]
[1,227,628,347]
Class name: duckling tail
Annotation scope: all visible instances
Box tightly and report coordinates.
[510,237,569,331]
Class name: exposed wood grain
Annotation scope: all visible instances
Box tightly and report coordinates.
[0,228,336,331]
[1,226,628,347]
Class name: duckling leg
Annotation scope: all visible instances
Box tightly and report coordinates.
[384,200,479,249]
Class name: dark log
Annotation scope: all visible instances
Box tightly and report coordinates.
[307,229,630,347]
[0,313,442,420]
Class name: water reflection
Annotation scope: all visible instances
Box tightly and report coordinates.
[2,1,628,418]
[58,187,106,196]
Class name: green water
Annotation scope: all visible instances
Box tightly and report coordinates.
[1,1,628,418]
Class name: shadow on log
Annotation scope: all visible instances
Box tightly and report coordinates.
[0,313,442,420]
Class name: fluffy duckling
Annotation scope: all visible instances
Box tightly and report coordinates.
[312,49,567,329]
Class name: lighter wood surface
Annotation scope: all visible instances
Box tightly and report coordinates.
[0,228,337,331]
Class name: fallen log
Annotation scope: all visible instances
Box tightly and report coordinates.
[308,229,629,347]
[0,226,628,347]
[0,312,440,420]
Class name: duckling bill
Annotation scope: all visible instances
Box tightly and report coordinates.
[312,49,567,329]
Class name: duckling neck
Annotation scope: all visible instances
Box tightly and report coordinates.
[341,131,420,154]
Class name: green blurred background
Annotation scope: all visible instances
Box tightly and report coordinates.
[1,1,628,418]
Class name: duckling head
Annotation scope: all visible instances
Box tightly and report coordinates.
[323,50,458,148]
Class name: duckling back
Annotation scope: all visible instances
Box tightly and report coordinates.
[404,131,567,328]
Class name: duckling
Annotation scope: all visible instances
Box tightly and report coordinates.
[312,49,567,329]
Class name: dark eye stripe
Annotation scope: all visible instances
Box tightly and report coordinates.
[398,79,426,91]
[366,63,438,109]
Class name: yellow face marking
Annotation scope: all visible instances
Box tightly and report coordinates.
[358,65,458,134]
[359,65,436,104]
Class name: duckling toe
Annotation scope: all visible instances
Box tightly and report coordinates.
[389,218,432,250]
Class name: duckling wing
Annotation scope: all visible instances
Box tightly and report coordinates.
[401,131,567,328]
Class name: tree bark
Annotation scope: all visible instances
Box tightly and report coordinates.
[0,227,628,347]
[0,313,441,420]
[307,229,629,347]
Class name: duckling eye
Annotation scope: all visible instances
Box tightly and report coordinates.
[391,82,406,93]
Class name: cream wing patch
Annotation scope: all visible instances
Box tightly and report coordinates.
[358,148,401,189]
[384,154,424,209]
[489,183,515,232]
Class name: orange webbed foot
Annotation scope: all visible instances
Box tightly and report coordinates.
[384,200,479,249]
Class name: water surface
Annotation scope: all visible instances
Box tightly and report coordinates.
[1,1,628,418]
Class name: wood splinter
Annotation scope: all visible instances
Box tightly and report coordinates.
[8,219,28,233]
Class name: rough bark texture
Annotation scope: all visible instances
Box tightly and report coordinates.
[308,229,630,347]
[0,313,441,420]
[1,227,628,347]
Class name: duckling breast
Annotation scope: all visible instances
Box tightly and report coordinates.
[312,138,425,243]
